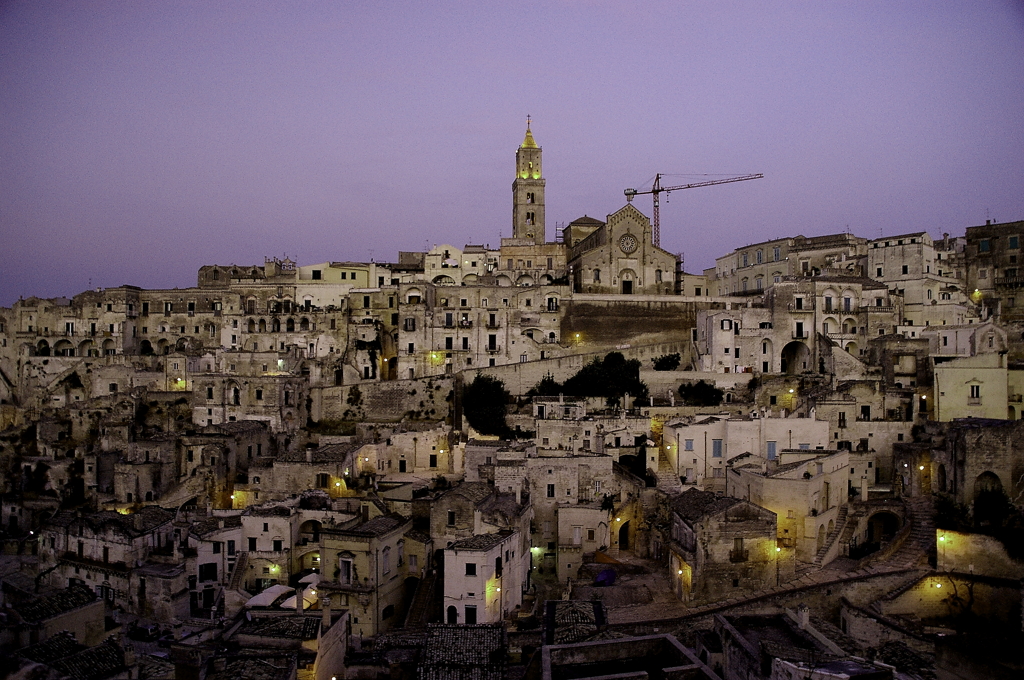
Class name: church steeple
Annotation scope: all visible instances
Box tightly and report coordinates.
[512,116,545,244]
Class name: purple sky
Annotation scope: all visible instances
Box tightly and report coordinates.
[2,1,1023,306]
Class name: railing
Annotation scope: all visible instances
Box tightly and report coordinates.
[787,303,815,311]
[860,305,897,313]
[728,549,748,563]
[792,332,808,339]
[487,346,502,354]
[459,320,473,328]
[994,276,1024,287]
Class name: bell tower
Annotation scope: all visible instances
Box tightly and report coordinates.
[512,117,545,245]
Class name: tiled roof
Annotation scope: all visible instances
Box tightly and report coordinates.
[670,488,741,522]
[449,530,513,551]
[343,513,408,537]
[17,630,85,663]
[205,655,298,680]
[405,529,432,544]
[444,482,494,505]
[12,583,96,622]
[190,514,243,538]
[237,615,321,640]
[46,505,174,538]
[246,504,293,517]
[50,638,127,680]
[419,624,505,680]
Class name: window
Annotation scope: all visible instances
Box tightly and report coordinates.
[767,441,777,460]
[980,239,990,252]
[255,388,263,400]
[756,249,763,264]
[248,537,257,551]
[712,439,723,458]
[1011,236,1020,249]
[429,454,437,467]
[465,562,476,576]
[382,547,391,574]
[227,540,235,556]
[213,541,222,554]
[684,439,694,451]
[773,246,781,261]
[312,270,322,280]
[593,268,600,283]
[465,605,477,624]
[273,539,283,552]
[316,473,330,488]
[547,484,555,498]
[340,558,352,584]
[970,384,981,401]
[199,563,217,582]
[447,510,456,526]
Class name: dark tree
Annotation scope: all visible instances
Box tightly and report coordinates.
[678,380,724,406]
[651,353,681,371]
[563,352,648,406]
[463,375,512,437]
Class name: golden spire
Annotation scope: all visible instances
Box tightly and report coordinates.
[521,114,538,149]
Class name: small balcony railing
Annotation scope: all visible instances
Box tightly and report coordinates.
[728,549,749,563]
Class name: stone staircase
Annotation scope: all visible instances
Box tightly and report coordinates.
[654,447,683,494]
[889,495,936,569]
[813,506,849,565]
[227,551,249,592]
[402,571,437,629]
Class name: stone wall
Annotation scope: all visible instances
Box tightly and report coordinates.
[936,530,1024,579]
[314,377,453,423]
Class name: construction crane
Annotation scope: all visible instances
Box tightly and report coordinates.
[625,172,763,247]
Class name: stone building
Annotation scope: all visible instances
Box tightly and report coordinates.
[667,488,780,604]
[964,219,1024,320]
[727,449,850,564]
[318,512,413,638]
[443,528,526,624]
[38,505,181,617]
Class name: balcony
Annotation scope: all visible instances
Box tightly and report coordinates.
[994,276,1024,288]
[485,322,500,329]
[787,302,815,312]
[728,549,749,563]
[860,305,897,313]
[459,320,473,328]
[486,346,502,354]
[792,332,808,340]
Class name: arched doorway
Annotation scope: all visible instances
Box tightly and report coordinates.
[620,269,636,295]
[973,471,1006,527]
[780,341,810,375]
[446,605,458,624]
[618,520,630,550]
[816,524,826,552]
[36,340,50,356]
[867,511,901,544]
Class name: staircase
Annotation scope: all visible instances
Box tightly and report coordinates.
[655,447,683,494]
[402,571,437,629]
[813,506,849,565]
[889,495,936,569]
[227,551,249,591]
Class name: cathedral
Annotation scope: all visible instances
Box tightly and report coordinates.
[501,120,680,296]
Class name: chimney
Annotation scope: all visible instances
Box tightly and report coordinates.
[133,513,144,531]
[306,444,315,463]
[796,603,810,629]
[515,485,521,505]
[217,518,225,529]
[321,596,332,631]
[295,585,305,615]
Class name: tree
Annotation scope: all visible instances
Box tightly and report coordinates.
[526,374,563,397]
[463,375,512,438]
[678,380,724,406]
[562,352,649,406]
[652,353,681,371]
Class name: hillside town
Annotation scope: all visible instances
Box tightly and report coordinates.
[3,124,1024,680]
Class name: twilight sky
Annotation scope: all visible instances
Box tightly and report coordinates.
[2,1,1023,306]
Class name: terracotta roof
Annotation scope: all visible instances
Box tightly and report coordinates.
[190,514,243,538]
[51,638,128,680]
[46,505,174,538]
[17,630,85,663]
[205,654,298,680]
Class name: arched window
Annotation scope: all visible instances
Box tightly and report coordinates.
[593,268,601,283]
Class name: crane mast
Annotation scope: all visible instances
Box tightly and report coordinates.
[625,172,763,247]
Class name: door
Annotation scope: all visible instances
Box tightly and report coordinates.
[622,280,633,294]
[399,459,407,473]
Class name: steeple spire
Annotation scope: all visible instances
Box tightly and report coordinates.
[521,115,538,149]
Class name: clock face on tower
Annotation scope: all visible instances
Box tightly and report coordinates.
[619,233,638,254]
